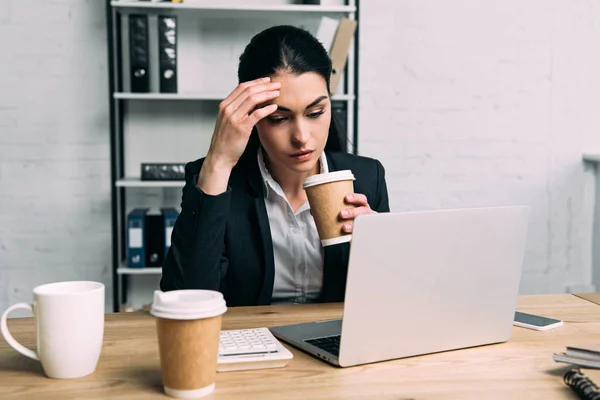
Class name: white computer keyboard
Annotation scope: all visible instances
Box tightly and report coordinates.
[217,327,293,372]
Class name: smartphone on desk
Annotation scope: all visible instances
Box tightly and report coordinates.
[514,311,564,331]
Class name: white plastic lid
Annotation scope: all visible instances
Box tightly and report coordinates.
[150,290,227,320]
[302,170,355,189]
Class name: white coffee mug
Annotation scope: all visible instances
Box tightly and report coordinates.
[0,281,105,379]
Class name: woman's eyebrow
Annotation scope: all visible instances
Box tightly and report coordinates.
[276,95,329,112]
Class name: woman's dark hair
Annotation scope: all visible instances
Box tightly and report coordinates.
[238,25,347,154]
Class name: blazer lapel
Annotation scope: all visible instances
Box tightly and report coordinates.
[319,152,351,303]
[321,243,350,302]
[255,198,275,304]
[244,156,276,305]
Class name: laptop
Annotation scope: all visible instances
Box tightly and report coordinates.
[269,206,530,367]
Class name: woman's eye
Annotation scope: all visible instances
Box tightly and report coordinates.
[267,117,286,125]
[308,110,325,119]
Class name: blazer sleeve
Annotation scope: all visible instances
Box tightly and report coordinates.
[371,160,390,213]
[160,160,230,292]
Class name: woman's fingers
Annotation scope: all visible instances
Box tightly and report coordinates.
[339,193,373,220]
[234,89,280,124]
[339,206,373,220]
[247,104,279,126]
[340,209,377,233]
[220,77,271,110]
[341,222,353,233]
[226,81,281,120]
[345,193,369,207]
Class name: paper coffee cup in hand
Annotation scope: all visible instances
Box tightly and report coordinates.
[150,290,227,399]
[303,170,356,247]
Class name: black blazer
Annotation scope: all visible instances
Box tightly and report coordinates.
[160,148,390,306]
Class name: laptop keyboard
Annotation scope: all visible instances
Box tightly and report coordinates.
[305,335,341,357]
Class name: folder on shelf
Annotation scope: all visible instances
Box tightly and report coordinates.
[158,15,177,93]
[127,208,149,268]
[161,208,179,258]
[145,211,164,267]
[129,14,150,93]
[141,163,186,181]
[329,17,357,95]
[315,16,339,54]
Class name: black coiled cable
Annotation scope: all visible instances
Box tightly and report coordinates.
[564,369,600,400]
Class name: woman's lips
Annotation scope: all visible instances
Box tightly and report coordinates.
[290,150,314,162]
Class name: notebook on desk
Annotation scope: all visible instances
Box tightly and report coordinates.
[270,206,530,367]
[554,343,600,369]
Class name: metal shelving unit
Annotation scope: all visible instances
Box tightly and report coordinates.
[115,178,184,188]
[106,0,359,311]
[117,266,162,275]
[113,92,356,101]
[110,1,356,13]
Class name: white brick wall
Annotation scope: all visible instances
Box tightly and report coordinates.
[0,0,112,316]
[359,0,600,294]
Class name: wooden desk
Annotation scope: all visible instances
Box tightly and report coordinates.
[574,292,600,306]
[0,295,598,399]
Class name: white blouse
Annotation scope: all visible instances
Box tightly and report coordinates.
[257,148,328,304]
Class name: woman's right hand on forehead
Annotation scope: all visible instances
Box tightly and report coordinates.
[197,77,280,195]
[209,77,279,168]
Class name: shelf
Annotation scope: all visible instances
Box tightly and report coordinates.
[114,92,355,101]
[117,266,162,275]
[110,1,356,14]
[114,93,223,101]
[583,152,600,163]
[116,178,185,188]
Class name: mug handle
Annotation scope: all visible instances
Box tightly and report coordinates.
[1,303,39,360]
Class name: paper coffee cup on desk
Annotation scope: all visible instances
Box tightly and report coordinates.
[0,281,105,379]
[150,290,227,399]
[303,170,356,246]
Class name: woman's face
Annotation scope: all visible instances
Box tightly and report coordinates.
[255,71,331,177]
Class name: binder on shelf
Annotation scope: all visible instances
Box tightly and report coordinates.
[126,208,179,269]
[161,208,179,257]
[127,208,149,268]
[329,17,357,95]
[129,14,150,93]
[141,163,185,181]
[144,211,164,267]
[315,16,339,54]
[158,15,178,93]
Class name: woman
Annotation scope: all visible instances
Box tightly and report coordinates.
[160,25,390,306]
